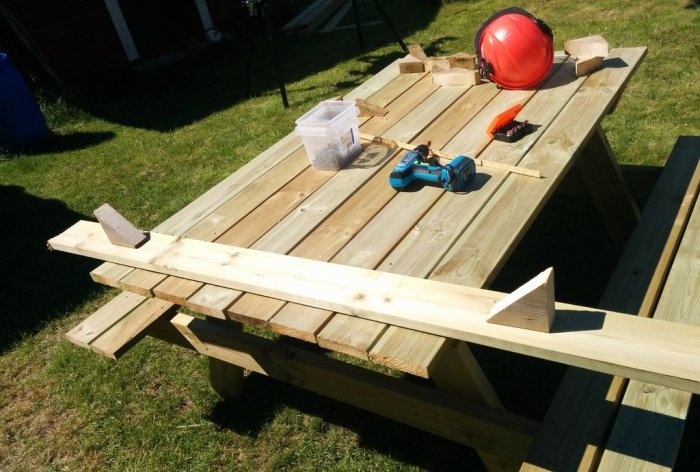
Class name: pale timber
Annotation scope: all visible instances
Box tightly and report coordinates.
[597,140,700,471]
[170,312,537,462]
[49,220,700,394]
[521,136,700,471]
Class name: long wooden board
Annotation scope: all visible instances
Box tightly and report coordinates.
[49,220,700,394]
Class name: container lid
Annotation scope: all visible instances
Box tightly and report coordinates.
[295,100,357,128]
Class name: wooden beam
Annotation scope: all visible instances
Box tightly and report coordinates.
[170,313,537,461]
[49,221,700,394]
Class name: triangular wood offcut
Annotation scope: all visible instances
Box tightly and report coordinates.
[94,203,149,248]
[487,267,556,332]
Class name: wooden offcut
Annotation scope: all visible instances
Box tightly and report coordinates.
[448,52,477,70]
[398,54,425,74]
[564,35,609,58]
[431,68,481,87]
[487,268,555,333]
[48,220,700,394]
[94,203,148,248]
[355,98,388,116]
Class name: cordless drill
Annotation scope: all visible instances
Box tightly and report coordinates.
[389,143,476,192]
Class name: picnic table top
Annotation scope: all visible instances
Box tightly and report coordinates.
[92,47,647,377]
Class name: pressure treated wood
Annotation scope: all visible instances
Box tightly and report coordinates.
[521,136,700,472]
[170,313,538,462]
[49,220,700,394]
[598,163,700,471]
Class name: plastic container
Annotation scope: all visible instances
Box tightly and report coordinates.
[0,52,50,152]
[295,100,361,171]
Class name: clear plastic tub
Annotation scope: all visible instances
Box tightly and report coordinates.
[295,100,361,171]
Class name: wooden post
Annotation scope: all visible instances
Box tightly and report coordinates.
[207,317,246,400]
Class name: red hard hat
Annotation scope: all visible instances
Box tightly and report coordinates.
[475,7,554,90]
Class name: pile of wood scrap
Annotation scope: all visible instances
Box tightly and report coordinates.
[399,44,482,87]
[283,0,350,36]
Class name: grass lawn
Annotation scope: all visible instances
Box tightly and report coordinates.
[1,1,699,470]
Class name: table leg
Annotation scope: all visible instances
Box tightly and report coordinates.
[431,341,521,472]
[207,317,246,400]
[573,125,640,249]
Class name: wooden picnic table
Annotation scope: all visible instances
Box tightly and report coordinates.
[69,47,651,470]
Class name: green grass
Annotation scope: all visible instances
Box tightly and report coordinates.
[1,1,699,471]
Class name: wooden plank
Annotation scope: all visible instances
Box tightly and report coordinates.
[89,297,177,359]
[153,277,203,305]
[184,284,241,319]
[251,142,398,254]
[316,314,387,360]
[48,220,700,394]
[170,313,538,462]
[368,326,446,378]
[90,263,132,287]
[215,166,333,247]
[521,136,699,472]
[183,148,310,242]
[116,269,167,297]
[269,304,332,343]
[225,293,286,327]
[65,291,147,348]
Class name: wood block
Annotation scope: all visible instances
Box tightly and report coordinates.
[398,54,425,74]
[407,44,428,61]
[575,55,605,77]
[424,57,450,72]
[94,203,148,248]
[564,35,609,58]
[448,52,477,70]
[487,267,556,333]
[355,98,388,117]
[431,68,481,87]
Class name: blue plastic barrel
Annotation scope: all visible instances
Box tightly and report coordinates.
[0,52,49,151]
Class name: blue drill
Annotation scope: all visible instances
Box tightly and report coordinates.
[389,143,476,192]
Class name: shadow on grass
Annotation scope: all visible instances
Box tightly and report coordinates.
[1,131,116,157]
[0,185,99,353]
[209,373,486,471]
[75,0,442,132]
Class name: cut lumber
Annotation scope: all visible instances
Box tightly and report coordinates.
[564,35,609,58]
[359,132,542,179]
[398,54,425,74]
[355,98,388,117]
[487,267,555,333]
[431,68,481,87]
[48,220,700,394]
[448,52,477,70]
[424,57,450,72]
[407,44,428,61]
[93,203,148,248]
